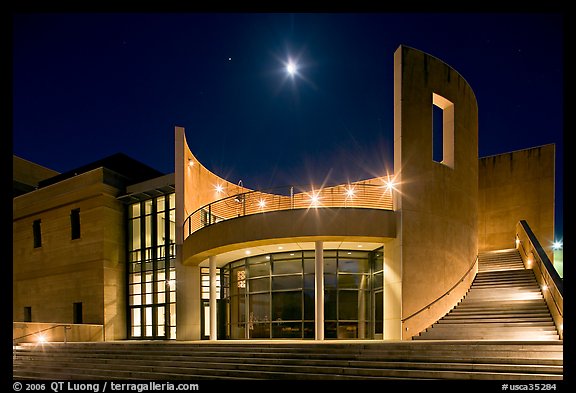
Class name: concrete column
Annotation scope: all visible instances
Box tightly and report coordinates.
[175,249,201,340]
[315,240,324,340]
[209,256,217,340]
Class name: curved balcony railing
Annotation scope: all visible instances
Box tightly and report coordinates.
[184,183,394,238]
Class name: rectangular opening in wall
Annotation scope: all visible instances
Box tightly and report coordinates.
[71,208,81,240]
[24,306,32,322]
[432,93,455,169]
[73,302,83,324]
[33,219,41,248]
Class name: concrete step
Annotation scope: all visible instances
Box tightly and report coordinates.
[13,341,563,380]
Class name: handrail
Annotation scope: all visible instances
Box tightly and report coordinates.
[183,182,394,238]
[13,324,72,345]
[402,256,478,323]
[518,220,563,295]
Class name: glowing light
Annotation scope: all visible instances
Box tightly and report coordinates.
[215,184,224,194]
[384,179,396,192]
[188,158,194,167]
[36,334,47,344]
[258,199,267,208]
[278,246,283,250]
[515,238,520,247]
[552,240,563,250]
[245,250,251,255]
[345,186,355,198]
[286,61,297,76]
[542,284,548,291]
[310,193,320,207]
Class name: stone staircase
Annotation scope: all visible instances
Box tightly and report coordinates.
[12,340,563,380]
[12,248,563,380]
[414,249,561,341]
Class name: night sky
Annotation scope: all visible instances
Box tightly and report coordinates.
[11,12,564,242]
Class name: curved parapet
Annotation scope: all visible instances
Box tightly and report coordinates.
[393,45,479,339]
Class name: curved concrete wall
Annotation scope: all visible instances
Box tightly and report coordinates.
[182,208,396,265]
[393,46,479,339]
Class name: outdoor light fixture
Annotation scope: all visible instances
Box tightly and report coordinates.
[345,186,355,198]
[36,334,47,344]
[215,184,224,194]
[258,199,266,208]
[552,240,563,250]
[188,158,194,167]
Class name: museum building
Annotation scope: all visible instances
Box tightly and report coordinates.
[13,46,558,342]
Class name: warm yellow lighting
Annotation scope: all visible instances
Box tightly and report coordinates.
[384,178,396,192]
[310,193,320,207]
[188,158,194,167]
[542,284,548,291]
[245,250,251,255]
[258,199,266,208]
[345,186,355,198]
[515,238,520,247]
[215,184,224,194]
[36,334,47,344]
[278,246,283,250]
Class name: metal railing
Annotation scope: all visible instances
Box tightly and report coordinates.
[516,220,563,339]
[184,183,394,238]
[13,324,72,346]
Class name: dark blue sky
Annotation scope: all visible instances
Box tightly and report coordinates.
[11,12,564,241]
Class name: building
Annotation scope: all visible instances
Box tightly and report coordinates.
[13,45,560,342]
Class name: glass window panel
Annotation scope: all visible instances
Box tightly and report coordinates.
[247,254,270,264]
[324,321,337,339]
[303,289,315,320]
[156,281,165,293]
[303,322,315,339]
[130,203,141,219]
[145,293,153,304]
[230,295,245,324]
[130,295,141,306]
[248,262,269,278]
[157,292,166,303]
[169,213,175,244]
[303,274,315,289]
[130,272,141,284]
[169,193,175,209]
[248,277,269,293]
[339,291,359,320]
[373,272,383,289]
[170,327,176,339]
[169,270,176,280]
[146,325,153,336]
[249,293,270,323]
[250,322,270,339]
[130,251,141,263]
[303,258,315,274]
[339,258,369,273]
[273,251,302,260]
[157,306,165,326]
[324,258,337,274]
[157,212,166,246]
[157,271,165,281]
[338,274,361,289]
[323,250,337,258]
[231,324,245,340]
[324,290,337,320]
[374,249,384,271]
[170,291,176,303]
[272,275,302,291]
[338,250,369,259]
[272,321,302,338]
[324,273,337,289]
[145,215,153,248]
[130,219,141,251]
[130,284,141,295]
[338,322,358,339]
[303,250,315,259]
[170,303,176,321]
[145,200,152,215]
[273,259,302,275]
[272,291,301,321]
[157,325,165,337]
[132,326,141,337]
[157,196,165,212]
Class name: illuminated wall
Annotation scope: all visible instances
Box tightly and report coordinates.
[13,168,127,340]
[393,45,479,339]
[478,144,555,260]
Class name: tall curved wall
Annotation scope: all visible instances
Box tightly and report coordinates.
[394,46,479,338]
